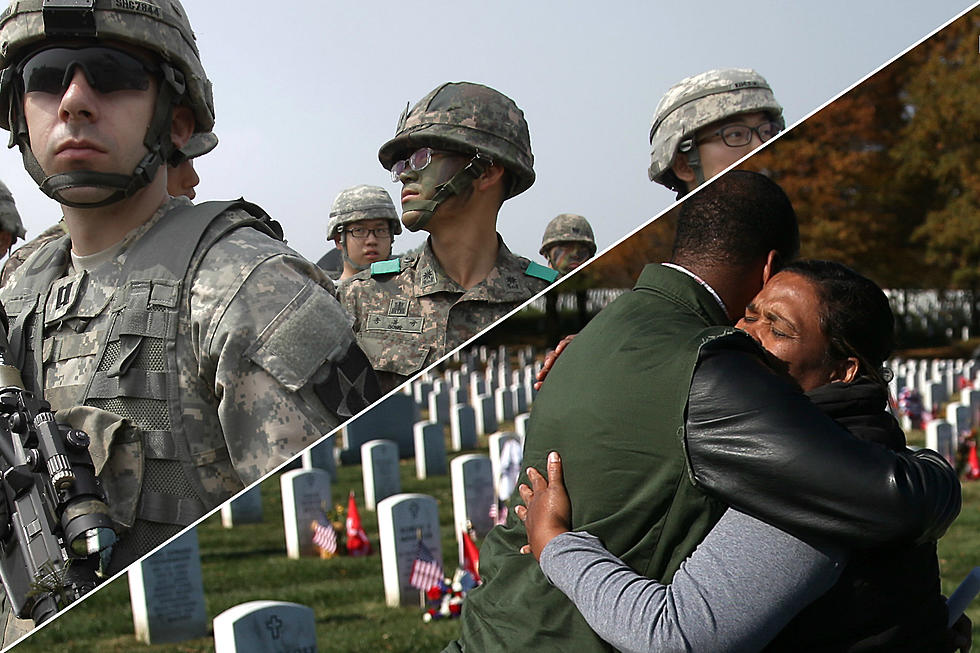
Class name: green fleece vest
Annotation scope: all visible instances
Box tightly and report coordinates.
[458,264,734,652]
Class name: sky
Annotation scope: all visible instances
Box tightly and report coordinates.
[0,0,977,265]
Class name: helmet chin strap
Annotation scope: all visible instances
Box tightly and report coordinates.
[339,235,371,272]
[401,153,492,233]
[14,62,184,209]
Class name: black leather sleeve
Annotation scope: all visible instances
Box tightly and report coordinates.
[684,335,961,548]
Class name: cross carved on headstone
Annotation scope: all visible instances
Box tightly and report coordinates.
[266,615,284,639]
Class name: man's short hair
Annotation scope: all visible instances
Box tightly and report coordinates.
[671,170,799,269]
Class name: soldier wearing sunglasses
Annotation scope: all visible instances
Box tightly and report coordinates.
[0,0,379,634]
[649,68,784,198]
[339,82,559,392]
[327,185,401,282]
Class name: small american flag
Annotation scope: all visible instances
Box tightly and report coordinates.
[409,539,444,591]
[312,520,337,555]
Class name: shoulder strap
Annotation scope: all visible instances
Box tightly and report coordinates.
[120,199,282,282]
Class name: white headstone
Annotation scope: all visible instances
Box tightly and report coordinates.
[451,404,478,451]
[451,454,494,538]
[301,436,336,480]
[926,419,957,467]
[493,386,515,423]
[281,468,332,559]
[488,432,524,503]
[377,494,442,607]
[129,529,207,644]
[414,421,448,479]
[213,601,317,653]
[428,386,451,424]
[925,382,948,415]
[221,485,263,528]
[474,394,498,435]
[514,413,532,439]
[362,439,401,510]
[946,402,973,438]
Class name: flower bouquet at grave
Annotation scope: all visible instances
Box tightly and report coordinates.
[422,569,480,623]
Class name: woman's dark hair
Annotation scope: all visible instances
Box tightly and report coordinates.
[781,260,894,386]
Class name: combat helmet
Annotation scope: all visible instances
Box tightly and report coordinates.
[378,82,534,232]
[540,213,596,257]
[0,0,215,208]
[0,179,25,242]
[328,184,401,240]
[648,68,783,193]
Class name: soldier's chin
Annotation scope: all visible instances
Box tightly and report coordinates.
[401,210,426,233]
[56,185,116,206]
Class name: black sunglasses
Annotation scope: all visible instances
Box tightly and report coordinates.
[18,46,157,96]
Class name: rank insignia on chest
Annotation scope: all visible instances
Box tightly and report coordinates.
[45,271,86,324]
[388,299,409,317]
[366,313,424,333]
[506,276,519,290]
[420,266,436,287]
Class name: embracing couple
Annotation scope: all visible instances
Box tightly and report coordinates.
[447,171,969,652]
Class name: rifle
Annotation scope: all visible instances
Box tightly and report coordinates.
[0,314,115,625]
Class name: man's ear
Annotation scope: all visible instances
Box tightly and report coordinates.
[170,106,195,150]
[474,163,506,191]
[762,249,779,284]
[671,152,696,184]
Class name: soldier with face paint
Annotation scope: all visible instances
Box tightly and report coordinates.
[0,1,379,635]
[339,82,559,391]
[540,213,597,275]
[328,185,400,282]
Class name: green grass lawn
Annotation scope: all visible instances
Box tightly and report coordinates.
[9,432,980,652]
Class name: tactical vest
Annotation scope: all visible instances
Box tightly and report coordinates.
[1,200,282,572]
[460,263,733,652]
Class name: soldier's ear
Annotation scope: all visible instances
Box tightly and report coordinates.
[672,153,696,184]
[474,163,506,192]
[170,106,195,150]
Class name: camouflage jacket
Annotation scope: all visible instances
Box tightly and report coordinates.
[339,236,557,391]
[0,197,379,570]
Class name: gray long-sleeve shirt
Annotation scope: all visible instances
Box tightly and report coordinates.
[539,509,846,653]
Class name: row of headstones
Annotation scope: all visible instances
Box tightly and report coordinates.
[285,432,523,559]
[338,355,540,464]
[889,357,978,415]
[129,529,317,652]
[924,393,979,467]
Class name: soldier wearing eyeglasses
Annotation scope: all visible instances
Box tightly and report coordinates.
[339,82,559,392]
[649,68,784,198]
[0,0,379,632]
[327,185,400,282]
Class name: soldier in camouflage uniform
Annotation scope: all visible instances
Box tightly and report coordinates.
[649,68,784,198]
[328,184,400,282]
[0,180,26,259]
[0,131,219,287]
[0,0,379,634]
[339,82,559,392]
[539,213,597,275]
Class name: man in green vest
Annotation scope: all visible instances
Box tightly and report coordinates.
[0,0,379,636]
[449,171,959,651]
[339,82,559,392]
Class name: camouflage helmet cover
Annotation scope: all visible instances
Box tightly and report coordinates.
[647,68,783,186]
[378,81,535,198]
[0,0,215,133]
[540,213,596,256]
[0,178,25,238]
[328,184,401,240]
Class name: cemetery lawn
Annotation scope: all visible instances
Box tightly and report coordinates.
[9,438,980,651]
